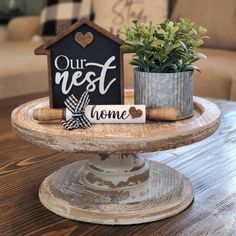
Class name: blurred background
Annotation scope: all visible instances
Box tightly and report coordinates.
[0,0,235,101]
[0,0,42,19]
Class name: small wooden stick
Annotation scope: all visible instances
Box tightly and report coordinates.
[33,108,66,121]
[146,107,181,121]
[33,105,181,122]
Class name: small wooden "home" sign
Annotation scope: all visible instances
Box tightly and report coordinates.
[35,18,125,108]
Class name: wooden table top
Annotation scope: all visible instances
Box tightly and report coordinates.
[1,93,236,235]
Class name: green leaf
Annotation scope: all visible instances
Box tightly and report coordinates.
[120,45,134,53]
[184,65,201,72]
[195,52,207,59]
[199,26,207,34]
[178,41,188,52]
[121,18,208,73]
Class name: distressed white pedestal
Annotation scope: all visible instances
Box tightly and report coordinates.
[11,92,221,225]
[39,154,193,224]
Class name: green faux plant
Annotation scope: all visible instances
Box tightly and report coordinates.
[121,18,208,73]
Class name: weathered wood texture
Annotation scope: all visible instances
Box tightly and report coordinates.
[11,92,220,225]
[11,92,220,153]
[1,92,236,235]
[39,155,194,225]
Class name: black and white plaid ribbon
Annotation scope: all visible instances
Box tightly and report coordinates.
[61,91,91,130]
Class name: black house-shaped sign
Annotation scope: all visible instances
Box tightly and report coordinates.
[35,18,125,108]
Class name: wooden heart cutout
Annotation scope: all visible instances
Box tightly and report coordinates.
[129,106,143,119]
[75,32,94,48]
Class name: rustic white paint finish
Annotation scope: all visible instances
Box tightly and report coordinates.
[11,90,221,225]
[39,155,194,225]
[11,92,221,154]
[82,154,149,189]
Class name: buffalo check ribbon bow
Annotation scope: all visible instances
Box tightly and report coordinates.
[61,91,92,130]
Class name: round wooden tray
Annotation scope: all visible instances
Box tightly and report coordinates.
[11,92,221,225]
[12,93,220,154]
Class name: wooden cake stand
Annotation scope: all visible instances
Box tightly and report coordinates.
[11,91,221,225]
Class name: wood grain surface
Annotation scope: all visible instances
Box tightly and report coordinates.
[39,155,194,225]
[1,92,236,235]
[11,91,220,154]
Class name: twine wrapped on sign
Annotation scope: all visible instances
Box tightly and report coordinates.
[61,92,91,130]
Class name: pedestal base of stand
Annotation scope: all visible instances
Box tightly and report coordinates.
[39,154,194,225]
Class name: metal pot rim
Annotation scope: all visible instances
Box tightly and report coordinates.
[134,67,194,76]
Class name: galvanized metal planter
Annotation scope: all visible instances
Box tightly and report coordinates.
[134,68,194,120]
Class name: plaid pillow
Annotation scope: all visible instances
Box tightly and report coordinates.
[39,0,93,38]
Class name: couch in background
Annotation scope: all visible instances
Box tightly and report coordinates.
[170,0,236,100]
[0,16,48,99]
[124,0,236,100]
[0,0,236,100]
